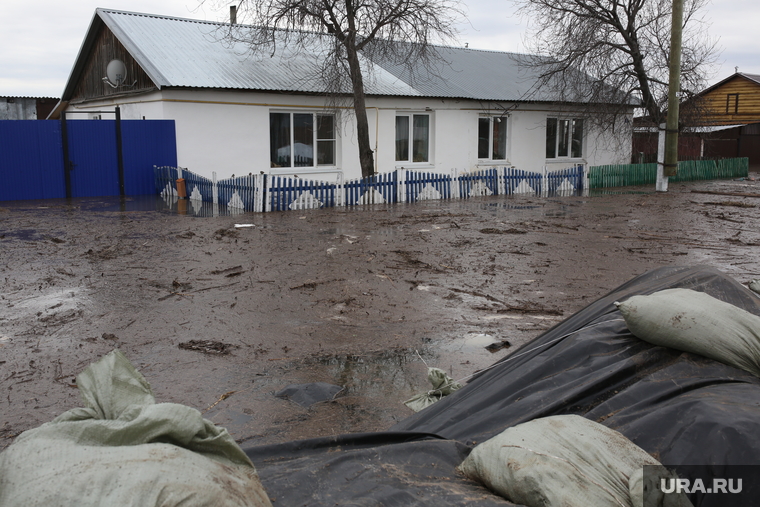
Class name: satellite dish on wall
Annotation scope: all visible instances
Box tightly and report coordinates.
[103,59,127,88]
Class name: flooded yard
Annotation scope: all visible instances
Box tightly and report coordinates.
[1,175,759,448]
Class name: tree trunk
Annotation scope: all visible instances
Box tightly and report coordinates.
[345,42,375,178]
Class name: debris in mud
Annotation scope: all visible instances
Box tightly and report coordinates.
[703,200,756,208]
[211,265,244,276]
[703,211,743,224]
[451,239,473,248]
[472,300,564,316]
[86,245,122,260]
[101,333,118,341]
[448,287,506,304]
[692,189,760,199]
[479,228,527,234]
[178,340,235,355]
[214,228,239,240]
[391,250,443,272]
[726,238,760,246]
[172,279,192,291]
[176,231,196,239]
[38,309,83,325]
[485,340,512,353]
[290,278,345,290]
[205,391,237,412]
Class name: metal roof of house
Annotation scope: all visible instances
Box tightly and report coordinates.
[62,8,601,104]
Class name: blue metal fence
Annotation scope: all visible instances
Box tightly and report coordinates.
[121,121,178,196]
[0,119,176,202]
[0,121,65,201]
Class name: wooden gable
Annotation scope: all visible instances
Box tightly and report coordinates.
[70,25,156,103]
[696,75,760,126]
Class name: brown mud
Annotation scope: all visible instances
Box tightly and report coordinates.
[1,175,759,449]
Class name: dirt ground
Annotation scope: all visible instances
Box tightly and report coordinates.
[1,174,759,451]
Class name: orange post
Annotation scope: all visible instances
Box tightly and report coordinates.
[176,178,187,199]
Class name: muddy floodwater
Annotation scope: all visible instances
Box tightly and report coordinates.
[1,175,759,449]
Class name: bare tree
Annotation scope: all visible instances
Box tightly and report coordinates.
[512,0,718,131]
[219,0,463,177]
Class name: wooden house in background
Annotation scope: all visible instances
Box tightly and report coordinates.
[633,72,760,169]
[694,72,760,126]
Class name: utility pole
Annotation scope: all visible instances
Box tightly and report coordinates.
[658,0,684,192]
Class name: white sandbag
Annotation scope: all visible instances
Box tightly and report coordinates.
[0,350,272,507]
[616,288,760,377]
[458,415,691,507]
[404,367,462,412]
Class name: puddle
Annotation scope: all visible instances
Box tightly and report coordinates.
[0,229,49,241]
[0,194,256,217]
[296,348,435,397]
[439,333,506,353]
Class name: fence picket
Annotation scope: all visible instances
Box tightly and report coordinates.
[588,158,747,189]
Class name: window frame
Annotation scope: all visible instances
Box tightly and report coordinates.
[546,116,584,160]
[269,111,338,173]
[726,93,739,114]
[395,112,432,165]
[477,116,508,162]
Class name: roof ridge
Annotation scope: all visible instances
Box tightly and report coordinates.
[97,8,533,56]
[97,8,221,27]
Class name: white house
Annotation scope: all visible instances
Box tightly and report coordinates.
[54,8,633,181]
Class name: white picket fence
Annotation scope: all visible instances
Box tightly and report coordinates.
[155,165,587,214]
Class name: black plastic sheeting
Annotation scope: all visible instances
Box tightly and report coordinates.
[244,266,760,506]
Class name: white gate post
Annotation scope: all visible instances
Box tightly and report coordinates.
[656,123,668,192]
[542,166,549,198]
[582,164,590,197]
[337,171,344,207]
[212,171,218,205]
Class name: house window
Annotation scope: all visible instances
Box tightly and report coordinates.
[270,112,336,168]
[546,117,584,159]
[478,116,507,160]
[395,113,430,163]
[726,94,739,114]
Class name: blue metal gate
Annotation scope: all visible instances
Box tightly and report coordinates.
[0,118,176,202]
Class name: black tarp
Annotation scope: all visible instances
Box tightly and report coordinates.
[244,265,760,506]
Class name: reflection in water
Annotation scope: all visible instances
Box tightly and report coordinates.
[299,348,436,397]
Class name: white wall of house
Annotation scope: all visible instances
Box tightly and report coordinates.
[65,89,632,182]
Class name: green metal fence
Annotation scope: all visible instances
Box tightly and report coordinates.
[588,158,749,189]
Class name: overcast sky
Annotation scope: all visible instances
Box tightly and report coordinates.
[1,0,757,98]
